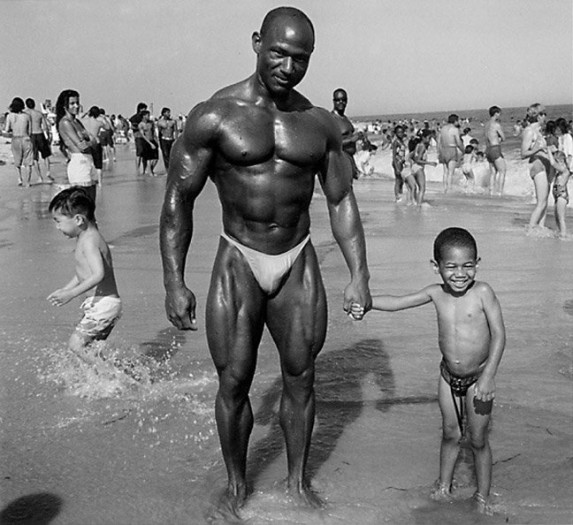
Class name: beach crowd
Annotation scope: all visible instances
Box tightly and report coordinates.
[1,6,572,521]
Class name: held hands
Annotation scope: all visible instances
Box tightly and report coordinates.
[165,286,197,331]
[47,289,74,307]
[343,281,372,321]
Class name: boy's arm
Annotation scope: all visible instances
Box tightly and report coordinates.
[47,241,105,306]
[474,283,506,401]
[369,285,434,311]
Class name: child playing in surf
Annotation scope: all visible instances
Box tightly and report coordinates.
[352,227,505,515]
[548,149,571,238]
[47,187,122,364]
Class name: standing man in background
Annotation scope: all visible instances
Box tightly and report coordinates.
[331,88,362,179]
[156,107,178,170]
[485,106,507,196]
[25,98,54,183]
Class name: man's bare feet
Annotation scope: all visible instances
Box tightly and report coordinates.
[287,479,325,508]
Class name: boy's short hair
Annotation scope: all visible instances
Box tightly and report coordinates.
[489,106,501,117]
[88,106,100,118]
[469,138,479,145]
[433,227,477,262]
[25,98,36,109]
[161,107,170,115]
[464,145,474,154]
[49,187,96,222]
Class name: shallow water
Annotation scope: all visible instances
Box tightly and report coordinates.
[0,146,572,524]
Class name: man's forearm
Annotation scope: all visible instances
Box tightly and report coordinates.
[328,191,370,280]
[160,195,193,290]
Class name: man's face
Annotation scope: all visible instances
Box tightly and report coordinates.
[333,91,348,114]
[254,16,314,97]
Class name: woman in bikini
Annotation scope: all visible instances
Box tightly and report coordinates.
[521,103,551,231]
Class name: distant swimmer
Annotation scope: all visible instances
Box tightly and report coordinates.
[331,88,362,179]
[129,102,148,173]
[47,187,122,365]
[484,106,506,196]
[4,97,33,187]
[156,107,178,170]
[160,7,371,519]
[353,227,505,516]
[391,125,407,201]
[547,149,571,238]
[407,129,437,206]
[521,103,550,231]
[137,110,158,176]
[55,89,98,202]
[438,114,464,193]
[25,97,54,183]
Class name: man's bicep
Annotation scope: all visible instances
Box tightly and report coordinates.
[323,151,353,203]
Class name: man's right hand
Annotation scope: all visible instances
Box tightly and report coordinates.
[165,286,197,330]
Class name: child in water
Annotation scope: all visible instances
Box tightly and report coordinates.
[407,129,437,206]
[352,227,505,515]
[461,145,476,191]
[548,149,571,238]
[47,187,122,364]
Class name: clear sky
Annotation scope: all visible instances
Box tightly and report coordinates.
[3,0,572,118]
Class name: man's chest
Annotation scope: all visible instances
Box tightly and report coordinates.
[217,110,327,167]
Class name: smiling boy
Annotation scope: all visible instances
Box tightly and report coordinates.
[352,227,505,515]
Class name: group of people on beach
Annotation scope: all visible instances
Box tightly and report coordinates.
[3,97,55,187]
[520,104,572,238]
[3,5,570,522]
[30,7,517,520]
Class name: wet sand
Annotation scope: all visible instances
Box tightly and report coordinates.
[0,145,572,524]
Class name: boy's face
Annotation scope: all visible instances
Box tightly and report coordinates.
[51,210,82,238]
[433,245,479,295]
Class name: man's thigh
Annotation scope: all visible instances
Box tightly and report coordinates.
[206,237,266,377]
[266,242,327,375]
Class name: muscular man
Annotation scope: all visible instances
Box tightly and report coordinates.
[331,88,362,179]
[438,114,464,193]
[25,98,54,183]
[484,106,506,196]
[160,7,371,518]
[156,107,178,170]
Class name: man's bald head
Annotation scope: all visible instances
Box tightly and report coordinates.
[260,7,315,43]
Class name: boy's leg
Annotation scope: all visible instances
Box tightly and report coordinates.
[68,330,98,365]
[433,376,462,497]
[556,198,567,236]
[466,384,493,513]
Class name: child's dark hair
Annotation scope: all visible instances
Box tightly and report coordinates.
[464,145,474,154]
[49,187,96,222]
[433,227,477,262]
